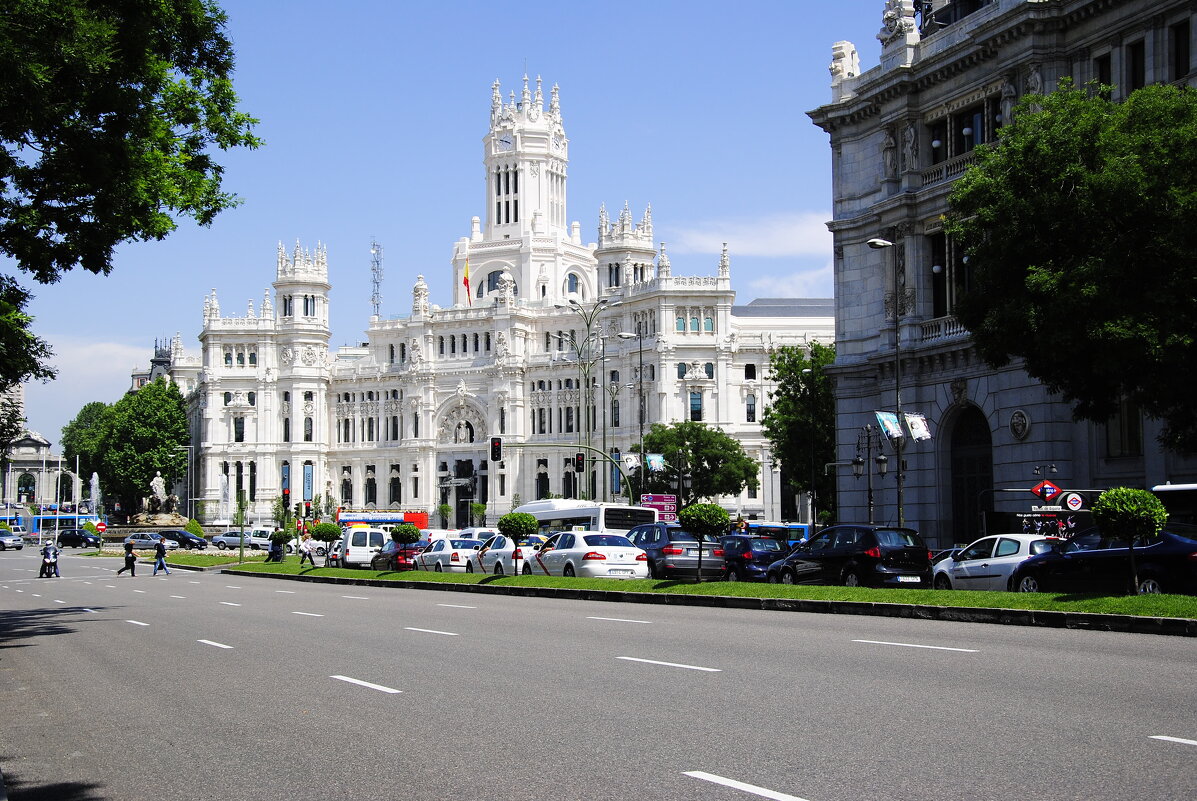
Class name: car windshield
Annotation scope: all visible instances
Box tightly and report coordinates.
[665,530,699,542]
[1029,539,1057,555]
[875,529,924,548]
[583,534,634,547]
[450,539,483,549]
[750,539,786,552]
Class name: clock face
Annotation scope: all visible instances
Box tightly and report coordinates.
[552,133,564,151]
[497,132,513,151]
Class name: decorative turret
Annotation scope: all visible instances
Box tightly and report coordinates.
[596,201,656,288]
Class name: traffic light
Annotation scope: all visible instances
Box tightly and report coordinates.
[574,452,585,473]
[294,503,301,520]
[490,436,503,461]
[304,501,312,519]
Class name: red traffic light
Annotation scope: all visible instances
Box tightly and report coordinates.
[490,436,502,461]
[574,452,585,472]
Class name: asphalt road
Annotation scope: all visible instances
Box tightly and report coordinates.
[1,549,1195,801]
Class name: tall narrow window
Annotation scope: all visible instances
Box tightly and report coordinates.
[1172,20,1192,81]
[690,391,703,422]
[304,417,313,442]
[745,364,756,380]
[746,394,757,423]
[1127,40,1146,91]
[283,418,291,442]
[234,417,245,443]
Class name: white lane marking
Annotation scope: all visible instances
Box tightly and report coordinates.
[292,611,324,617]
[219,602,241,607]
[83,581,92,585]
[169,595,186,599]
[331,675,402,694]
[275,590,296,594]
[126,620,149,626]
[225,585,241,589]
[341,595,369,599]
[1151,735,1197,747]
[15,589,23,593]
[104,585,115,588]
[83,608,97,613]
[404,627,459,636]
[436,603,476,609]
[852,639,978,653]
[31,593,40,597]
[198,639,233,649]
[685,771,811,801]
[188,581,200,584]
[617,656,721,672]
[54,599,65,604]
[133,589,146,594]
[588,616,651,624]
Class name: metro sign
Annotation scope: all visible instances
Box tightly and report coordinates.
[1032,480,1062,502]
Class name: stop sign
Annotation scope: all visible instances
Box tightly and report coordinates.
[96,522,107,533]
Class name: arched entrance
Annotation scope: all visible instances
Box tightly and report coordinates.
[948,406,993,544]
[17,472,36,504]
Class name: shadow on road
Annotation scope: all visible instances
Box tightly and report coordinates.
[0,607,108,650]
[1,762,109,801]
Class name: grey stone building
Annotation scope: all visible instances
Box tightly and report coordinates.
[809,0,1197,546]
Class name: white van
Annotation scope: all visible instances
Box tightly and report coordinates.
[341,526,387,568]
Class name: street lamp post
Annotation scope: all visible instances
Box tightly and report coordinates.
[868,237,905,526]
[176,445,194,521]
[852,424,889,525]
[801,367,817,526]
[616,328,645,500]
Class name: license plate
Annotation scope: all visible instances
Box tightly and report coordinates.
[609,569,634,575]
[897,575,921,583]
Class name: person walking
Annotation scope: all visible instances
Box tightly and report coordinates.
[298,532,316,567]
[116,539,137,576]
[152,536,171,576]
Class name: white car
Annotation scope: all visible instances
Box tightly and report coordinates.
[475,533,529,575]
[414,538,484,572]
[524,531,648,579]
[933,533,1061,591]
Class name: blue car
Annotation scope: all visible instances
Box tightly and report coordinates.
[720,535,791,581]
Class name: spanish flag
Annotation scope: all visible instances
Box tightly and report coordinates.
[463,258,472,305]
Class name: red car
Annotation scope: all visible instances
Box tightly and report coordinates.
[370,539,428,571]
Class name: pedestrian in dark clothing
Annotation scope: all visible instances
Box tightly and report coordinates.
[265,540,283,563]
[152,537,171,576]
[116,540,137,576]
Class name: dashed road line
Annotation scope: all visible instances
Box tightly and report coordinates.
[588,616,651,624]
[436,603,476,609]
[685,771,811,801]
[331,675,402,694]
[219,602,241,607]
[275,590,296,594]
[169,595,186,599]
[54,599,65,604]
[404,627,459,636]
[341,595,369,599]
[292,611,324,617]
[83,608,97,613]
[198,639,233,649]
[1151,735,1197,747]
[126,620,149,626]
[617,656,721,672]
[133,589,146,594]
[852,639,978,653]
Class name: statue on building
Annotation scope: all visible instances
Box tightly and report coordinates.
[901,122,918,172]
[883,127,897,178]
[1000,77,1017,124]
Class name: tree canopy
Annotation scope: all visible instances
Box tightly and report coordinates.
[61,400,111,480]
[0,0,260,387]
[946,81,1197,451]
[637,421,759,508]
[96,378,188,514]
[760,342,837,522]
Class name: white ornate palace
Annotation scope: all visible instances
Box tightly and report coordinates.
[163,78,832,527]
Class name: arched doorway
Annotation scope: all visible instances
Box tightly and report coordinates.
[17,472,36,504]
[949,406,993,544]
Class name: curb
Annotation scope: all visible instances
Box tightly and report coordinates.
[219,570,1197,637]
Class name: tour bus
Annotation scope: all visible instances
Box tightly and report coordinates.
[1152,483,1197,525]
[740,521,810,546]
[512,499,658,537]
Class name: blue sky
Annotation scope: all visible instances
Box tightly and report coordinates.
[11,0,884,445]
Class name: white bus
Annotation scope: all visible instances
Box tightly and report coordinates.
[512,499,658,537]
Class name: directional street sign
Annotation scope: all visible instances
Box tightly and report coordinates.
[1032,480,1062,503]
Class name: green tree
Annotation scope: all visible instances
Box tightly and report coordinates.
[1091,487,1169,594]
[184,518,204,538]
[96,377,188,515]
[0,1,261,387]
[391,522,420,545]
[271,494,293,539]
[497,512,537,575]
[0,279,55,389]
[61,401,111,481]
[0,388,26,478]
[437,503,453,528]
[946,80,1197,451]
[638,421,759,508]
[676,503,730,583]
[470,502,487,526]
[310,521,341,566]
[761,342,837,523]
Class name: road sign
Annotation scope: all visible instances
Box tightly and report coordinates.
[640,493,678,522]
[1063,492,1084,512]
[640,494,676,504]
[95,522,107,533]
[1032,480,1062,503]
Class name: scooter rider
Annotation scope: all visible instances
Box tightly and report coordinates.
[40,540,61,578]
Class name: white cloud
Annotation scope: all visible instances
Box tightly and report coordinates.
[21,337,150,443]
[664,211,832,258]
[743,260,835,299]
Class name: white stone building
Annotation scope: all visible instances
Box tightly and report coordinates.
[184,78,833,527]
[809,0,1197,546]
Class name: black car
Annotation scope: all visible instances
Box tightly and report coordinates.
[157,529,208,550]
[55,528,101,548]
[370,539,428,571]
[1009,524,1197,595]
[627,522,725,579]
[720,535,791,581]
[765,524,933,588]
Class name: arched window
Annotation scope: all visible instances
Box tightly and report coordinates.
[690,317,700,332]
[567,273,580,294]
[248,392,256,406]
[439,336,445,355]
[704,363,714,379]
[400,343,406,362]
[676,316,685,332]
[677,363,687,379]
[223,392,232,405]
[704,317,714,332]
[388,344,395,364]
[224,351,233,367]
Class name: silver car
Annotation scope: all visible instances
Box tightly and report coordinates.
[0,531,23,550]
[123,533,179,550]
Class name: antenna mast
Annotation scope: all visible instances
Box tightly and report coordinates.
[370,239,383,317]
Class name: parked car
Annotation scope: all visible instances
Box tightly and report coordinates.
[341,526,389,568]
[370,539,428,571]
[285,537,328,556]
[931,548,963,565]
[1009,524,1197,595]
[933,533,1058,591]
[522,531,648,579]
[157,529,209,550]
[123,532,179,550]
[211,529,272,550]
[765,525,932,588]
[327,539,343,567]
[720,535,791,581]
[54,528,101,549]
[414,538,485,572]
[627,522,725,579]
[0,530,24,550]
[475,534,536,575]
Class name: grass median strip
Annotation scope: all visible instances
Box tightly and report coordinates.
[219,561,1197,619]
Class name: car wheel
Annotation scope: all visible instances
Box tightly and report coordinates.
[521,562,532,575]
[216,541,227,550]
[494,563,504,576]
[563,564,576,577]
[434,563,443,572]
[316,547,327,556]
[1016,574,1040,593]
[286,544,294,554]
[842,570,862,587]
[465,562,474,573]
[781,570,796,585]
[934,574,952,590]
[1137,576,1164,594]
[767,572,780,584]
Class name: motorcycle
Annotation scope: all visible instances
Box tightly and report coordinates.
[39,547,60,578]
